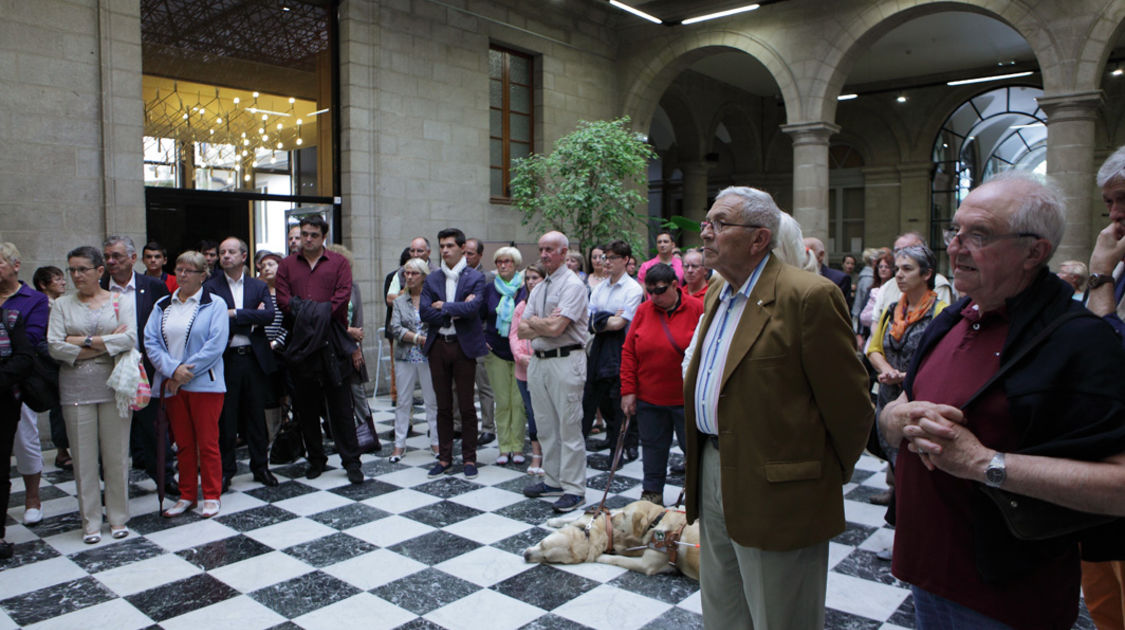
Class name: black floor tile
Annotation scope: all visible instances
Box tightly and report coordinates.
[610,568,698,604]
[640,607,703,629]
[214,504,300,532]
[412,477,483,499]
[308,502,391,530]
[370,567,478,615]
[387,530,482,565]
[68,537,165,573]
[401,500,483,529]
[1,576,116,626]
[176,534,275,570]
[491,563,599,610]
[244,479,319,503]
[282,532,378,568]
[125,573,240,621]
[249,570,360,618]
[328,478,400,501]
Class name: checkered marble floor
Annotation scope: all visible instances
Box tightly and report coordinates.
[2,396,1096,630]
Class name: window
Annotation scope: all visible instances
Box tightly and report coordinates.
[489,45,534,199]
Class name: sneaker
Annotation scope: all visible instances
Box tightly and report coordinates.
[640,491,663,505]
[428,462,454,478]
[523,482,564,498]
[552,494,584,513]
[463,463,478,479]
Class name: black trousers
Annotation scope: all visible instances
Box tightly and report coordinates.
[582,376,637,450]
[429,338,478,464]
[220,349,271,478]
[292,367,361,471]
[0,393,18,538]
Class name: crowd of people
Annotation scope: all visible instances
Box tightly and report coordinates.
[6,154,1125,630]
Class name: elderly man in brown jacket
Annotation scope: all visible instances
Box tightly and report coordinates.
[684,186,873,630]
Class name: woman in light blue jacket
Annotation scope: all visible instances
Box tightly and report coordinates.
[144,251,228,519]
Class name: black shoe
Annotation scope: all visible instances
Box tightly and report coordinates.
[347,468,364,484]
[253,470,280,487]
[452,430,462,440]
[625,447,639,462]
[590,440,612,451]
[478,431,496,445]
[163,480,181,496]
[306,463,326,479]
[221,476,232,494]
[0,539,11,560]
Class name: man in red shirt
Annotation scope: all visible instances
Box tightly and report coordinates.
[880,172,1125,629]
[275,215,364,484]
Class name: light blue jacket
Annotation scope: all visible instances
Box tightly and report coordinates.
[144,288,228,396]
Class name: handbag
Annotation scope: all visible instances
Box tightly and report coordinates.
[270,403,306,465]
[108,296,151,413]
[1,309,58,412]
[355,414,381,454]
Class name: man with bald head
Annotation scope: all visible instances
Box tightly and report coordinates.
[803,236,852,305]
[880,172,1125,628]
[871,231,955,321]
[519,230,589,513]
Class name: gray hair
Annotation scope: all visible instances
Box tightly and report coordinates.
[713,186,780,249]
[222,237,248,256]
[1098,145,1125,188]
[772,213,815,271]
[983,170,1065,261]
[494,245,523,267]
[1058,259,1089,291]
[403,257,429,276]
[0,242,20,266]
[894,244,937,290]
[176,250,206,272]
[103,235,136,257]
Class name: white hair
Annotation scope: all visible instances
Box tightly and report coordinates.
[713,186,781,249]
[982,170,1065,261]
[772,214,816,271]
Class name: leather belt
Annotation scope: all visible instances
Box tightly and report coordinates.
[534,344,583,359]
[436,334,458,343]
[226,345,253,355]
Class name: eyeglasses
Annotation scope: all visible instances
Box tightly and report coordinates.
[495,259,514,265]
[646,284,672,295]
[604,255,624,261]
[700,218,764,233]
[942,227,1041,251]
[67,266,96,275]
[174,267,202,275]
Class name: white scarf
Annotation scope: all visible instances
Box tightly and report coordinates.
[441,256,467,300]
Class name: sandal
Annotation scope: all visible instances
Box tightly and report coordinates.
[496,454,509,466]
[512,453,526,465]
[83,533,101,544]
[162,499,196,518]
[54,454,73,471]
[200,500,220,518]
[111,526,129,539]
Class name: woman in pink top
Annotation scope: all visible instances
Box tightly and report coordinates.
[509,263,545,475]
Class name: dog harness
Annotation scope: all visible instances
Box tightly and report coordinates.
[582,506,615,554]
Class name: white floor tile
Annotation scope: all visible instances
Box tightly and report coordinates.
[24,598,152,630]
[295,592,416,630]
[273,490,353,516]
[554,584,672,630]
[434,546,530,587]
[243,517,336,549]
[825,572,910,622]
[0,608,16,630]
[322,548,428,590]
[160,595,286,630]
[208,550,314,592]
[361,488,441,513]
[145,518,239,552]
[553,559,630,583]
[344,514,435,547]
[425,589,543,630]
[293,472,353,491]
[208,491,267,514]
[447,486,526,512]
[854,454,888,473]
[442,513,531,545]
[468,464,524,485]
[0,556,87,597]
[370,466,435,488]
[858,527,895,553]
[828,541,854,570]
[94,553,203,596]
[844,500,893,528]
[678,589,703,614]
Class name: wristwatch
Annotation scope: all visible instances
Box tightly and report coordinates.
[1088,273,1115,290]
[984,452,1006,488]
[83,336,93,348]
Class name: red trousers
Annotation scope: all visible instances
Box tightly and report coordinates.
[165,390,224,501]
[1083,560,1125,630]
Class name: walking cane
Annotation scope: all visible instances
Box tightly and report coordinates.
[155,380,171,513]
[388,338,398,406]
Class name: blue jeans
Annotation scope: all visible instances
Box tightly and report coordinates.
[637,400,686,493]
[517,379,536,441]
[911,586,1014,630]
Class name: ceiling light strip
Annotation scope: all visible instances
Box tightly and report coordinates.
[608,0,662,25]
[682,3,760,25]
[837,93,858,101]
[946,71,1033,86]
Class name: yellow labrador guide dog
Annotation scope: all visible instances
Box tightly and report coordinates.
[523,500,700,580]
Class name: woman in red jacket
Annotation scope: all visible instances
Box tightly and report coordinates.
[620,263,704,505]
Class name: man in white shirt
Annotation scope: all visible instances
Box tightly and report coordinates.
[205,237,278,490]
[584,239,642,460]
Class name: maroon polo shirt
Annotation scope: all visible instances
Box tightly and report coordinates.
[275,248,352,325]
[892,302,1078,629]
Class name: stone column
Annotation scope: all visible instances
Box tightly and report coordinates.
[897,161,935,240]
[781,121,840,241]
[680,161,715,224]
[1039,90,1102,263]
[860,166,900,251]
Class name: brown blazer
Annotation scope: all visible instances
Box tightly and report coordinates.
[683,254,873,551]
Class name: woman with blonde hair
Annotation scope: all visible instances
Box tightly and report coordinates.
[480,246,528,464]
[389,257,439,461]
[47,246,136,543]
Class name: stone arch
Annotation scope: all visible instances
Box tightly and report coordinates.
[811,0,1065,123]
[657,88,706,163]
[1077,3,1125,90]
[705,101,763,175]
[620,32,798,135]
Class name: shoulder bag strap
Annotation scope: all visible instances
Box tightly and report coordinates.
[657,310,684,356]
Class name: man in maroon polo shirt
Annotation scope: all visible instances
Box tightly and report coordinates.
[879,171,1125,629]
[275,215,364,484]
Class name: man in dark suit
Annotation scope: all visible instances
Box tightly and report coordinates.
[205,237,279,490]
[684,188,872,628]
[420,228,488,480]
[805,236,853,307]
[101,235,177,495]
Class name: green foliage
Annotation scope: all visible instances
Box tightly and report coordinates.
[662,215,701,234]
[510,117,656,256]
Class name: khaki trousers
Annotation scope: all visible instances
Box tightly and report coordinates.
[64,401,131,535]
[699,443,828,630]
[527,352,586,496]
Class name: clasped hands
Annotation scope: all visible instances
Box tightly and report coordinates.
[888,400,993,480]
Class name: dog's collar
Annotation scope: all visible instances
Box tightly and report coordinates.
[582,506,615,553]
